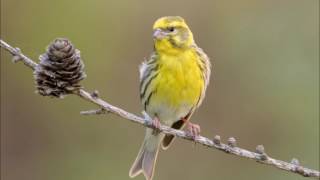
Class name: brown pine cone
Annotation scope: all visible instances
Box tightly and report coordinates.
[34,38,86,98]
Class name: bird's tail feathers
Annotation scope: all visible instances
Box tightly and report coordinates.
[129,130,161,180]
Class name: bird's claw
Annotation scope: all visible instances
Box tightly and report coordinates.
[186,122,201,140]
[152,117,161,135]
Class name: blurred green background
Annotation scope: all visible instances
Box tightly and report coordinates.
[1,0,319,180]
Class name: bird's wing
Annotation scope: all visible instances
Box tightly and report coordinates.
[194,46,212,107]
[139,52,159,110]
[139,53,157,82]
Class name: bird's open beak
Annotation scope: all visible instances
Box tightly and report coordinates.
[153,28,166,40]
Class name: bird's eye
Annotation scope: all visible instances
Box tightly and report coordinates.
[167,27,175,32]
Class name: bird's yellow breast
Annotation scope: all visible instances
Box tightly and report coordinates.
[151,49,203,108]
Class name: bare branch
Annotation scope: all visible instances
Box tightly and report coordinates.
[80,108,107,115]
[1,39,319,179]
[0,40,37,70]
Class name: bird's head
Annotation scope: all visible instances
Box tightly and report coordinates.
[152,16,194,54]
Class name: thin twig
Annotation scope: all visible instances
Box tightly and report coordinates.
[1,39,319,179]
[80,108,107,115]
[0,40,37,70]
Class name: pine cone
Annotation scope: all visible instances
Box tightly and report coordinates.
[34,38,86,98]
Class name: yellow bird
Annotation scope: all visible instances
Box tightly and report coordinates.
[129,16,211,180]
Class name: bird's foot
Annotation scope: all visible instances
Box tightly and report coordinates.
[186,122,201,140]
[152,117,161,135]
